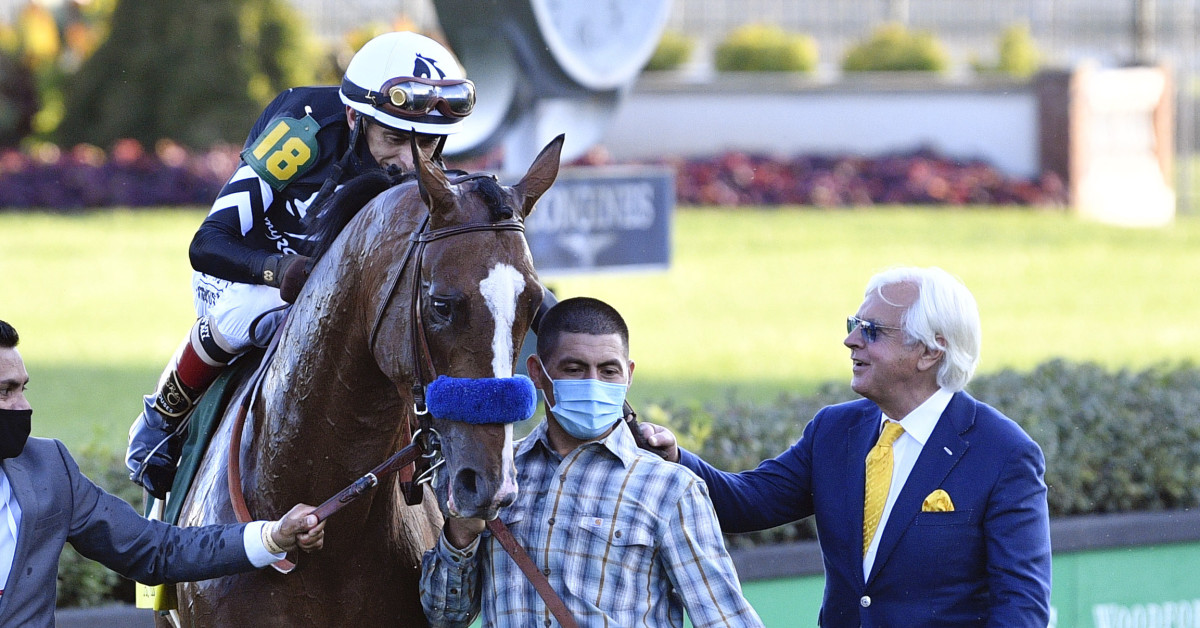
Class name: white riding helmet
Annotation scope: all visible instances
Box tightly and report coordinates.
[340,32,475,136]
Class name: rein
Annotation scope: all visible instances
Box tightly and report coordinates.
[226,319,297,572]
[309,430,440,522]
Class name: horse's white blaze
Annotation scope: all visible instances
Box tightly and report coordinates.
[498,423,519,500]
[480,263,525,377]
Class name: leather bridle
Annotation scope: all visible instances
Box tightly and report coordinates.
[228,174,580,626]
[371,184,528,505]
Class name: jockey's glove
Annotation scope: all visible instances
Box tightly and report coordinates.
[263,253,312,303]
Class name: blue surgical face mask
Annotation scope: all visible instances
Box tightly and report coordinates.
[536,359,628,440]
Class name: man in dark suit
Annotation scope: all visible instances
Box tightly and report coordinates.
[0,319,326,626]
[641,266,1052,627]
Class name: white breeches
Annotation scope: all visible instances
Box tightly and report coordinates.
[191,272,286,354]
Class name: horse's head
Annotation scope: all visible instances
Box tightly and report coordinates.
[368,135,562,521]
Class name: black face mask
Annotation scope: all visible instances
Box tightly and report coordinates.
[0,408,31,459]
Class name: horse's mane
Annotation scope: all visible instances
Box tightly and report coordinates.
[304,168,413,262]
[304,167,511,262]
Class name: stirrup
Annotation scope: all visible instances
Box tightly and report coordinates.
[127,409,191,499]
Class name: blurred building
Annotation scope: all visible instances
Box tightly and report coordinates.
[1,0,1196,211]
[2,0,1192,74]
[275,0,1193,71]
[280,0,1194,212]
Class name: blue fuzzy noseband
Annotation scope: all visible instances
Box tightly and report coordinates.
[425,375,538,424]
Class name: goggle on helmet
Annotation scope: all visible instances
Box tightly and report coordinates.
[339,32,475,136]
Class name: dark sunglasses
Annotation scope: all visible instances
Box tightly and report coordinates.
[847,316,902,343]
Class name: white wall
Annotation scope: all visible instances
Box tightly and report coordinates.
[600,76,1040,178]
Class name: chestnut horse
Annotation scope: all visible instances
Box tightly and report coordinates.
[164,136,563,626]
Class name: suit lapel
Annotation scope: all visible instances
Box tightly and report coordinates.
[868,392,974,583]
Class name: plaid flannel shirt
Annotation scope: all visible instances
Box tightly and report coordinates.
[420,420,763,628]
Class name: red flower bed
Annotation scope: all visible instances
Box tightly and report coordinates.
[0,140,1067,209]
[659,148,1068,207]
[0,140,240,209]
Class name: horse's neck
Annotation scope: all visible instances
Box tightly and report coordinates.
[250,201,420,509]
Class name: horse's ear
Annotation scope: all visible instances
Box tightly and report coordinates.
[513,134,564,218]
[414,133,455,212]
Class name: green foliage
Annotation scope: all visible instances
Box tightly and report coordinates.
[240,0,322,105]
[1,0,113,141]
[715,24,818,73]
[842,23,950,73]
[996,23,1040,78]
[661,360,1200,548]
[56,443,145,607]
[971,360,1200,515]
[0,47,37,147]
[972,23,1041,78]
[56,0,320,149]
[645,30,694,72]
[56,547,121,608]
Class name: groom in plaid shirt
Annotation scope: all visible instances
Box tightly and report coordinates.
[420,297,762,628]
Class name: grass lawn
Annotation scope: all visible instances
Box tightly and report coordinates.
[3,206,1199,454]
[550,207,1200,403]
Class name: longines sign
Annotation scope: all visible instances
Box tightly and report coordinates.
[525,166,673,274]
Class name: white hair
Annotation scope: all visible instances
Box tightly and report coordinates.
[865,266,981,391]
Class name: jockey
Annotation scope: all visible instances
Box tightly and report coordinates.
[126,31,477,499]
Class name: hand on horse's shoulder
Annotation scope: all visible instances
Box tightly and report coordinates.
[444,517,486,550]
[275,503,327,553]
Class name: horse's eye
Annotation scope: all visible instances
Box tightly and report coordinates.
[430,298,454,321]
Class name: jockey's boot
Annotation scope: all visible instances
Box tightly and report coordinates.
[126,318,235,499]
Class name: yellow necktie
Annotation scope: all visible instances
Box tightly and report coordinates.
[863,421,905,556]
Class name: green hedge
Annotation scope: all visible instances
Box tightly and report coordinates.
[971,22,1041,79]
[842,23,950,73]
[645,30,694,72]
[656,359,1200,548]
[714,24,818,74]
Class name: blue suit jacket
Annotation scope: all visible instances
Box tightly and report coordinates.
[0,438,254,627]
[681,391,1051,627]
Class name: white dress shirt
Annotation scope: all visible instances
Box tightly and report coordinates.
[863,387,955,579]
[0,469,22,592]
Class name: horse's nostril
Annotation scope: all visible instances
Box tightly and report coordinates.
[455,468,479,497]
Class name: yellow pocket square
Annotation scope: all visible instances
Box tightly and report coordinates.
[922,489,955,512]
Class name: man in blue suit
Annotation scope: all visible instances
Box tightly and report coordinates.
[641,266,1052,627]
